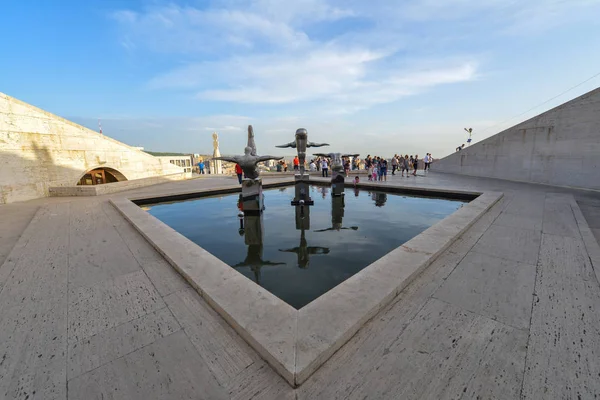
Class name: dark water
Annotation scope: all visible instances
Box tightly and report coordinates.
[146,185,466,309]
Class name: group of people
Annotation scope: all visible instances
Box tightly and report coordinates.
[232,152,434,184]
[363,153,434,181]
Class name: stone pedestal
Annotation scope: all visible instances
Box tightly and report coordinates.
[242,178,263,214]
[331,171,345,197]
[292,174,314,205]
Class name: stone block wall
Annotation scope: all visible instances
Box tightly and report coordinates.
[0,92,185,204]
[434,87,600,191]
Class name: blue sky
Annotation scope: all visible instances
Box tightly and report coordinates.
[1,0,600,157]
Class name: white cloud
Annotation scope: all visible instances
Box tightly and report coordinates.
[106,0,600,158]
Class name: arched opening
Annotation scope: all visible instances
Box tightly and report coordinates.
[77,167,127,185]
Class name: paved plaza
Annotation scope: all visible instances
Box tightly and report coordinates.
[0,172,599,399]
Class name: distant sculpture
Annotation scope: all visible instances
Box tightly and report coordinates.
[212,132,219,151]
[313,152,359,172]
[276,128,329,175]
[247,125,257,156]
[212,132,223,174]
[213,146,282,180]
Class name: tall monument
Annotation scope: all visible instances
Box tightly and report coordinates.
[211,132,223,175]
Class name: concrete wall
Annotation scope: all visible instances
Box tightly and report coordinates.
[48,173,188,197]
[435,87,600,191]
[0,92,184,204]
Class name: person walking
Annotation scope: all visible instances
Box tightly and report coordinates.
[423,153,430,171]
[321,158,329,178]
[235,163,243,184]
[391,155,398,175]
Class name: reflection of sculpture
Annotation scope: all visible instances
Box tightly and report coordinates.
[372,192,387,207]
[279,205,329,269]
[280,229,330,269]
[213,147,282,180]
[233,214,284,284]
[314,195,359,232]
[276,128,329,175]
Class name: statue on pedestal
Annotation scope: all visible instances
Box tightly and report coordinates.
[313,152,360,196]
[214,129,282,213]
[213,146,281,180]
[276,128,329,175]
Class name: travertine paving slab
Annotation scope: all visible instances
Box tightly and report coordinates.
[542,197,581,238]
[164,288,258,386]
[434,251,536,329]
[110,197,297,385]
[67,330,228,400]
[579,204,600,228]
[299,298,527,400]
[298,198,513,397]
[227,361,295,400]
[68,270,165,344]
[472,224,541,265]
[101,201,188,297]
[67,307,181,379]
[0,203,70,310]
[68,201,141,289]
[493,210,543,232]
[503,194,546,217]
[0,204,42,294]
[537,233,596,282]
[522,233,600,399]
[0,295,67,400]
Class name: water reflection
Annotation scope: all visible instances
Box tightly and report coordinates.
[147,185,466,309]
[279,201,330,269]
[233,213,285,283]
[314,195,359,232]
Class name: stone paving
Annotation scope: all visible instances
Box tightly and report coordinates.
[0,172,599,399]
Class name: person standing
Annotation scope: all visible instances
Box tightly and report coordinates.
[380,157,388,181]
[412,155,419,176]
[391,155,398,175]
[198,160,205,174]
[423,153,430,171]
[235,163,243,184]
[344,158,350,177]
[321,158,329,177]
[309,159,317,172]
[293,156,300,172]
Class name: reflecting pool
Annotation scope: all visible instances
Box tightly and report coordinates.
[146,185,466,309]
